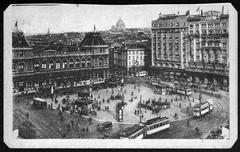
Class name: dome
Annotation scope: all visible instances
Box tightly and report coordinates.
[116,17,126,31]
[116,18,125,27]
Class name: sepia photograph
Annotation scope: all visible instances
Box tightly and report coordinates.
[3,3,238,148]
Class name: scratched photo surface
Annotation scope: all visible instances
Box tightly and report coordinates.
[3,3,238,148]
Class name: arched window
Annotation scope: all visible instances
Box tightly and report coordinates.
[56,60,61,69]
[69,59,74,68]
[34,61,40,71]
[87,58,91,67]
[81,58,86,67]
[63,60,67,69]
[49,61,54,69]
[18,63,24,73]
[75,59,80,67]
[99,58,103,66]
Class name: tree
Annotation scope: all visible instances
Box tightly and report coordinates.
[18,120,37,139]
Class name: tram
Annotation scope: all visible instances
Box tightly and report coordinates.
[176,87,192,96]
[119,124,146,139]
[193,101,213,117]
[118,116,170,139]
[144,116,170,135]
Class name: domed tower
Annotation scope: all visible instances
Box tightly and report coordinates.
[116,17,126,31]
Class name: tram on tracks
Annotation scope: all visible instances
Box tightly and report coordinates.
[118,116,170,139]
[193,100,213,117]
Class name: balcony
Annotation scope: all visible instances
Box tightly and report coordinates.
[13,65,110,77]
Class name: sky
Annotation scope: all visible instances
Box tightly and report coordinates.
[9,3,230,35]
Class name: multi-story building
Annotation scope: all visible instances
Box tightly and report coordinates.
[12,28,110,93]
[111,43,146,76]
[186,11,229,88]
[151,10,229,88]
[151,14,189,81]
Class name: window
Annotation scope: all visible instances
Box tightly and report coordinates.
[99,58,103,66]
[140,56,143,60]
[69,59,74,68]
[81,59,86,67]
[12,63,16,72]
[56,60,61,69]
[19,50,23,57]
[196,24,199,29]
[34,62,40,71]
[63,60,67,69]
[170,23,173,27]
[104,57,108,65]
[76,59,80,67]
[129,56,131,60]
[208,23,213,28]
[201,24,206,28]
[42,62,46,69]
[190,24,193,29]
[223,43,227,48]
[176,22,179,27]
[27,63,31,71]
[87,58,91,67]
[215,23,220,28]
[49,61,54,69]
[222,22,227,27]
[18,63,24,73]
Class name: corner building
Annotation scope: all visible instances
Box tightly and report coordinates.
[151,11,229,88]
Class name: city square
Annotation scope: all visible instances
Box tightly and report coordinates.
[8,4,232,142]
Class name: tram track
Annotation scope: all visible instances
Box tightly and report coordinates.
[14,106,62,138]
[14,108,51,138]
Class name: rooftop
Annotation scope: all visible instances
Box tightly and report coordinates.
[12,31,32,48]
[143,116,169,125]
[120,124,145,137]
[80,32,107,46]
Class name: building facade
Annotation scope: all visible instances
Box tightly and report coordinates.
[12,30,110,93]
[151,14,189,81]
[151,10,229,88]
[186,11,229,88]
[111,43,146,76]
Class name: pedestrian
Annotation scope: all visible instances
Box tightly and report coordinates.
[62,132,66,138]
[179,103,181,108]
[71,120,74,128]
[75,122,78,129]
[171,99,173,103]
[67,123,70,132]
[86,127,89,132]
[26,112,29,119]
[187,106,189,112]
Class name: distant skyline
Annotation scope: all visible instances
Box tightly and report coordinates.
[10,3,230,35]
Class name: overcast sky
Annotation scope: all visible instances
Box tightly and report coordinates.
[10,3,230,35]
